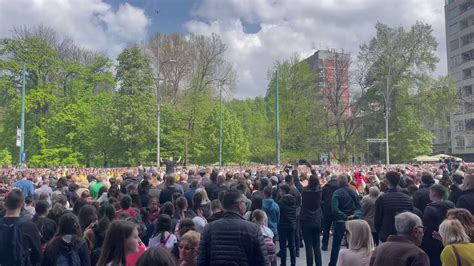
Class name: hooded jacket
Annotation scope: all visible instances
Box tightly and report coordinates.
[277,194,297,229]
[262,198,280,236]
[421,200,455,266]
[300,188,322,227]
[321,179,338,217]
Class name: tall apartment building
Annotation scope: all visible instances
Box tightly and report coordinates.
[444,0,474,161]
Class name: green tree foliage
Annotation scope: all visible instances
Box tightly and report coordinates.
[194,106,249,165]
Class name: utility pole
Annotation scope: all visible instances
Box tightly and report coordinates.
[19,62,26,166]
[384,74,392,166]
[155,53,161,168]
[219,80,223,167]
[275,70,280,166]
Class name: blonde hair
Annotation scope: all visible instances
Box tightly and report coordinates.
[251,209,268,227]
[181,230,200,248]
[447,208,474,237]
[439,219,470,245]
[195,188,210,204]
[345,220,374,255]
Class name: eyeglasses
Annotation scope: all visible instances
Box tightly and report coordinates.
[416,226,425,233]
[179,245,196,251]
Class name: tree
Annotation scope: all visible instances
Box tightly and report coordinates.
[357,21,441,163]
[194,106,249,165]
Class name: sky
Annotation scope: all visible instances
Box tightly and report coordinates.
[0,0,447,99]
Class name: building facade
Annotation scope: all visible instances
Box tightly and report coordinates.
[445,0,474,161]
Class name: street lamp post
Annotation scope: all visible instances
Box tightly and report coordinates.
[275,70,280,166]
[383,74,395,166]
[19,62,26,166]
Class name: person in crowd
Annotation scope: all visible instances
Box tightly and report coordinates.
[184,180,198,209]
[192,188,211,219]
[115,195,138,219]
[457,174,474,214]
[160,175,183,205]
[413,172,436,212]
[136,247,177,266]
[374,171,413,243]
[97,220,140,266]
[421,184,455,266]
[338,219,373,266]
[244,193,263,220]
[32,200,57,249]
[23,196,36,220]
[0,189,42,265]
[175,196,196,221]
[445,208,474,242]
[149,214,177,251]
[284,172,303,257]
[90,175,106,200]
[300,175,322,266]
[329,175,361,266]
[211,175,227,201]
[277,183,297,266]
[438,219,474,266]
[146,197,160,224]
[14,173,35,199]
[178,173,190,193]
[262,185,279,239]
[42,212,90,266]
[448,171,465,204]
[178,230,200,266]
[73,198,88,216]
[34,178,53,201]
[207,199,224,223]
[252,209,276,265]
[362,186,380,245]
[204,170,219,200]
[78,204,99,232]
[369,212,429,266]
[160,155,181,175]
[321,174,338,251]
[198,189,267,265]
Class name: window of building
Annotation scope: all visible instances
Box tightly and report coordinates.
[451,39,460,51]
[455,120,465,131]
[456,137,465,147]
[465,86,473,95]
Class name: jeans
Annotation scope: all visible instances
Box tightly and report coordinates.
[328,221,345,266]
[278,227,296,266]
[301,223,322,266]
[321,214,333,248]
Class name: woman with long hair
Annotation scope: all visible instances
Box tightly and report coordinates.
[136,247,177,266]
[446,208,474,242]
[78,204,98,232]
[149,214,177,251]
[192,188,211,219]
[42,212,91,266]
[96,220,140,266]
[337,220,374,266]
[439,219,474,266]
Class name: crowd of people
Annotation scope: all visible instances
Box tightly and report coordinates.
[0,158,472,266]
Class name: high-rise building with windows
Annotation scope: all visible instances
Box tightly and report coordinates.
[444,0,474,161]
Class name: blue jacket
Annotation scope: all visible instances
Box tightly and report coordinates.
[262,198,280,236]
[14,180,34,199]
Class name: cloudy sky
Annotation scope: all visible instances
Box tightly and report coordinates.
[0,0,447,99]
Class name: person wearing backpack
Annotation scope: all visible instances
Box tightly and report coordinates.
[0,189,42,266]
[42,212,90,266]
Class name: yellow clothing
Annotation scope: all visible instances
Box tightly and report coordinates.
[441,243,474,266]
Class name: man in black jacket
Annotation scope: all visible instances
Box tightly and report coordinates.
[421,184,455,266]
[321,174,338,250]
[374,171,414,243]
[448,171,464,204]
[198,189,268,266]
[413,173,435,212]
[277,184,297,266]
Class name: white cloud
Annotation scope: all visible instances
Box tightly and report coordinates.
[187,0,447,99]
[0,0,150,59]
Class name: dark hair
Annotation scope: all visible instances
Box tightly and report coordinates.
[44,212,82,259]
[153,214,172,243]
[430,184,446,199]
[210,169,218,183]
[78,204,98,231]
[25,196,33,205]
[136,247,177,266]
[120,195,132,210]
[73,198,88,215]
[192,192,203,207]
[222,189,243,211]
[160,202,175,217]
[407,185,418,197]
[308,175,320,190]
[178,218,196,237]
[35,200,49,216]
[385,171,401,187]
[250,194,263,212]
[5,189,24,210]
[279,183,291,194]
[97,220,137,266]
[98,186,108,199]
[263,186,273,198]
[99,202,116,221]
[421,173,435,186]
[165,175,176,186]
[176,196,188,212]
[285,174,294,184]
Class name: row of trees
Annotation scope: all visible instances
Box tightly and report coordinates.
[0,22,460,167]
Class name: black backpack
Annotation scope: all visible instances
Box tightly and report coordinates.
[55,239,84,266]
[0,218,28,266]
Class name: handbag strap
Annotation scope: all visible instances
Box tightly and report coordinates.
[451,245,462,266]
